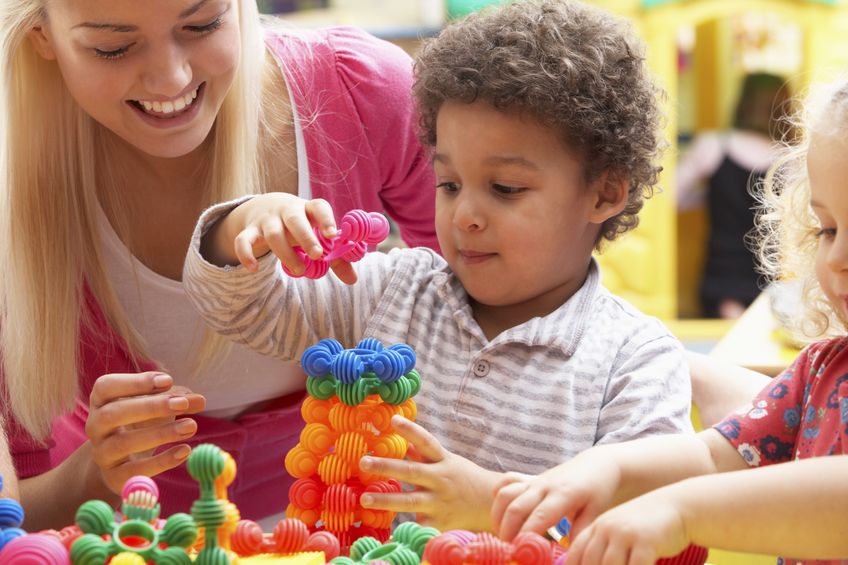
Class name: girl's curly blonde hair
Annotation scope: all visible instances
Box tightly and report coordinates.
[412,0,666,248]
[756,80,848,341]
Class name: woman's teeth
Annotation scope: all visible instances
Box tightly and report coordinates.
[136,86,199,116]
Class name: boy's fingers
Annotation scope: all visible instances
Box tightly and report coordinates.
[330,260,357,285]
[359,489,432,514]
[497,486,545,540]
[390,415,445,462]
[280,206,323,259]
[305,198,337,239]
[491,481,529,538]
[235,225,264,269]
[89,372,172,409]
[359,456,435,488]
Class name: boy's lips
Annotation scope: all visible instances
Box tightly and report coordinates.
[459,249,496,264]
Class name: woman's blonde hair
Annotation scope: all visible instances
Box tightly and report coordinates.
[0,0,271,439]
[756,79,848,342]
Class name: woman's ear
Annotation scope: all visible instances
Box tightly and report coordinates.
[28,26,57,61]
[587,171,629,224]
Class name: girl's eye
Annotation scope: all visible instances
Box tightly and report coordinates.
[185,16,223,34]
[815,227,837,240]
[493,183,525,195]
[437,181,459,193]
[94,45,132,60]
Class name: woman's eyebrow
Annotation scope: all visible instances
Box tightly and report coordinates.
[71,0,212,32]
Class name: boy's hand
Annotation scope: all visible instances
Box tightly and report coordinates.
[565,490,688,565]
[202,193,357,284]
[358,415,500,532]
[86,372,206,494]
[491,448,621,541]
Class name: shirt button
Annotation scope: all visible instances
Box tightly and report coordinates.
[473,359,490,377]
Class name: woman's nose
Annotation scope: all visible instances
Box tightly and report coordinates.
[140,43,192,98]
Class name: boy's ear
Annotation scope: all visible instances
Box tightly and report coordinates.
[28,26,57,61]
[587,171,629,224]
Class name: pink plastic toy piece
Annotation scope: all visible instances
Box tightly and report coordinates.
[121,476,159,500]
[282,210,390,279]
[0,534,70,564]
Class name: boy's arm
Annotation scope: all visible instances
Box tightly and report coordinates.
[569,455,848,561]
[184,196,408,361]
[687,350,772,428]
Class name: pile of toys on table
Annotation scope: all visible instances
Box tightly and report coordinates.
[0,338,707,564]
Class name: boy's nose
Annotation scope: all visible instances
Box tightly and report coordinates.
[453,192,486,232]
[141,45,193,98]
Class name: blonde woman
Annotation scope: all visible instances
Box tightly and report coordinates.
[0,0,437,528]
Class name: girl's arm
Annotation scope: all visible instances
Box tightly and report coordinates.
[568,455,848,562]
[492,429,744,541]
[688,350,771,428]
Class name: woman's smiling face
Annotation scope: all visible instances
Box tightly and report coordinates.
[30,0,241,158]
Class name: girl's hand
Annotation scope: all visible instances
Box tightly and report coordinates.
[566,491,689,565]
[85,372,206,494]
[358,415,500,532]
[491,448,621,541]
[205,193,356,284]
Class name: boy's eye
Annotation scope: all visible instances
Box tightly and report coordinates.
[437,181,459,193]
[185,16,224,34]
[492,183,525,195]
[94,45,133,60]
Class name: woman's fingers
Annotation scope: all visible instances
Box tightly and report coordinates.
[89,372,172,409]
[93,418,199,468]
[102,444,194,490]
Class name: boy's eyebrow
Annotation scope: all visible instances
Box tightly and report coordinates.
[432,153,541,170]
[72,0,212,31]
[484,155,541,170]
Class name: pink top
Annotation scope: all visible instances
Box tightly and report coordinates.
[7,26,437,520]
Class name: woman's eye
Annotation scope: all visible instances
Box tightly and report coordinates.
[186,16,223,34]
[437,182,459,193]
[94,45,132,60]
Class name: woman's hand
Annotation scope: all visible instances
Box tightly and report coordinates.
[85,372,205,494]
[491,447,621,542]
[358,415,500,532]
[202,193,356,284]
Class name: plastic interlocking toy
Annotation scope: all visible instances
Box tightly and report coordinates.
[284,338,421,551]
[329,521,439,565]
[282,209,390,279]
[421,529,564,565]
[0,475,25,551]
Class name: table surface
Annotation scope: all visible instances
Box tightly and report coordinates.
[709,292,800,376]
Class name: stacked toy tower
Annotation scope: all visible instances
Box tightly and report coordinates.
[284,338,420,550]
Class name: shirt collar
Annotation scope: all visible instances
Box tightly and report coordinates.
[434,258,602,355]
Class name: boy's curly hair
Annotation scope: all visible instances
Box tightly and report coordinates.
[413,0,666,247]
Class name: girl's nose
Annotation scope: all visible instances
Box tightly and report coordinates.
[141,44,192,98]
[827,233,848,272]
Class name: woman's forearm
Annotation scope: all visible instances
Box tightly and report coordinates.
[19,441,117,531]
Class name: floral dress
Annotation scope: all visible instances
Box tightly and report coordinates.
[714,336,848,565]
